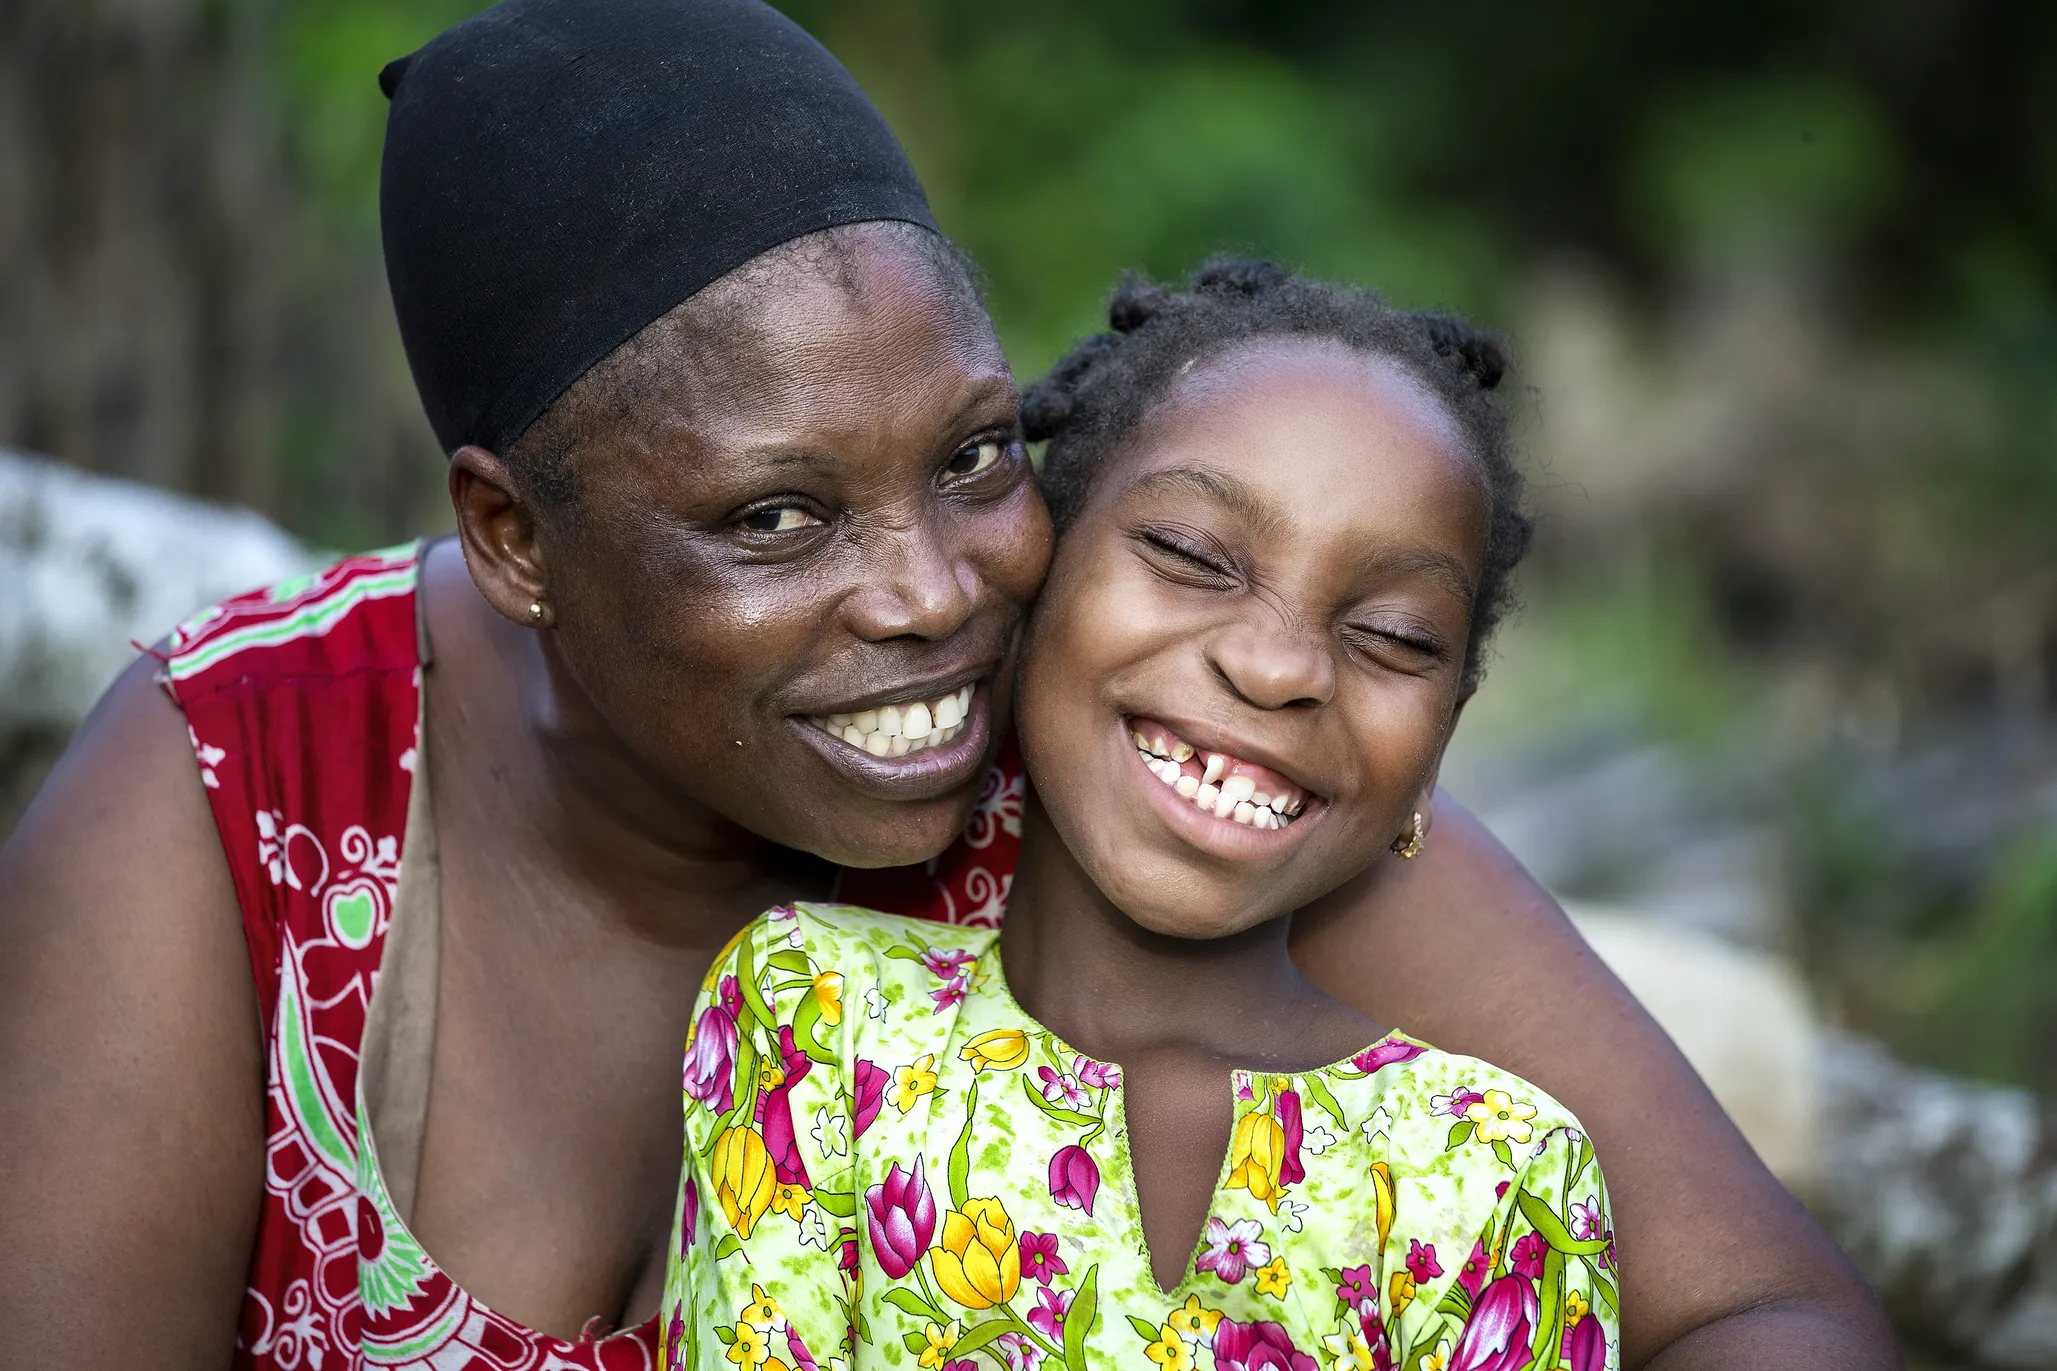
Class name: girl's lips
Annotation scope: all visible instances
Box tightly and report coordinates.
[1124,719,1323,859]
[1129,716,1312,830]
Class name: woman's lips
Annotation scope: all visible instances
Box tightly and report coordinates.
[1129,717,1312,831]
[805,682,975,758]
[789,681,992,801]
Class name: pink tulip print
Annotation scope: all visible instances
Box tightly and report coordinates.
[864,1155,936,1279]
[1047,1143,1100,1216]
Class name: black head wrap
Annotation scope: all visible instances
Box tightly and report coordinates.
[379,0,938,456]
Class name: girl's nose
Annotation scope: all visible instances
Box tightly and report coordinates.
[1205,616,1335,710]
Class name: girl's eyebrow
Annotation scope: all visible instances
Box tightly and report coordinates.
[1125,465,1283,539]
[1359,547,1477,606]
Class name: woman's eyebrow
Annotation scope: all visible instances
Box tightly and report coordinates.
[1126,465,1283,538]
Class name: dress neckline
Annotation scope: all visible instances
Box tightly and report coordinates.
[930,915,1432,1296]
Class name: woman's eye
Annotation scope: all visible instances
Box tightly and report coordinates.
[739,506,821,533]
[945,440,1004,479]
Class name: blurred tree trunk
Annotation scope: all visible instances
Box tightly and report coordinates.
[0,0,291,510]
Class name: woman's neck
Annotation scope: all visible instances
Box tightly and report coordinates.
[998,792,1378,1072]
[424,538,832,948]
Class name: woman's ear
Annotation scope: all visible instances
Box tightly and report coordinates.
[449,445,553,627]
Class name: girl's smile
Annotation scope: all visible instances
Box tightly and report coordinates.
[1129,716,1313,830]
[1122,715,1324,868]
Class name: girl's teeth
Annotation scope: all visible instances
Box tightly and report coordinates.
[853,709,878,733]
[1131,725,1307,830]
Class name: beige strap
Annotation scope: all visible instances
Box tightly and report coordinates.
[358,549,443,1224]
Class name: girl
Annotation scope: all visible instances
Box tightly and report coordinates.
[663,260,1618,1371]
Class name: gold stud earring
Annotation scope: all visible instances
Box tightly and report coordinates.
[1390,810,1428,860]
[527,600,546,623]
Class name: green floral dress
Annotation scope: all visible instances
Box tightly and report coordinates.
[663,904,1620,1371]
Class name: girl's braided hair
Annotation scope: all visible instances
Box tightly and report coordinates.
[1022,257,1533,682]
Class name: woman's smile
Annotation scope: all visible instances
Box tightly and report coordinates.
[788,676,997,801]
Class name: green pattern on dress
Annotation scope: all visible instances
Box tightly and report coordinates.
[662,905,1620,1371]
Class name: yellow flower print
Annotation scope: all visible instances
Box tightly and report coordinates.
[1370,1161,1395,1252]
[1564,1289,1590,1323]
[1146,1324,1195,1371]
[918,1320,961,1369]
[1255,1256,1291,1298]
[1419,1339,1453,1371]
[770,1181,809,1222]
[1464,1089,1537,1145]
[1225,1107,1288,1211]
[931,1196,1021,1309]
[890,1055,939,1113]
[1322,1329,1379,1371]
[726,1319,771,1369]
[1388,1271,1416,1317]
[741,1283,787,1332]
[959,1028,1030,1073]
[812,971,845,1026]
[757,1059,787,1093]
[1165,1295,1222,1346]
[713,1125,775,1238]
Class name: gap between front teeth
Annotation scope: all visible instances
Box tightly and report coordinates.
[812,684,974,759]
[1133,730,1306,829]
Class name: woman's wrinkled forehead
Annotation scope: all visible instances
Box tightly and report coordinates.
[514,223,1009,501]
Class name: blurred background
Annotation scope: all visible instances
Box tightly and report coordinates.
[3,0,2055,1364]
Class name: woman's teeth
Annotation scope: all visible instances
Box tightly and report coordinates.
[811,685,974,759]
[1132,728,1306,830]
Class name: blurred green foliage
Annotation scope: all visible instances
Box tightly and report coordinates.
[263,0,2057,1091]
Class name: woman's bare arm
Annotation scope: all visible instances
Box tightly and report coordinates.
[1291,793,1898,1371]
[0,655,264,1368]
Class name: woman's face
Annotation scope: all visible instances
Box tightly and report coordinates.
[522,228,1053,867]
[1015,338,1489,938]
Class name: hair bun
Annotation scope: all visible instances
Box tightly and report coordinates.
[1192,256,1290,300]
[1021,332,1124,440]
[1020,384,1074,442]
[1423,314,1509,391]
[1108,275,1169,333]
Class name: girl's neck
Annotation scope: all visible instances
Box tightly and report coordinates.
[997,793,1381,1072]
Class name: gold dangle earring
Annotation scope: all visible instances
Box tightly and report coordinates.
[1390,808,1429,860]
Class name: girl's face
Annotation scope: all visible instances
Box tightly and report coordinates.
[1015,338,1490,938]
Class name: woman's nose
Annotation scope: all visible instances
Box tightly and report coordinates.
[840,524,980,642]
[1206,616,1335,710]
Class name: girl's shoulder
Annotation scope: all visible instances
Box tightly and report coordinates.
[1308,1033,1592,1170]
[716,902,1000,1035]
[745,901,998,976]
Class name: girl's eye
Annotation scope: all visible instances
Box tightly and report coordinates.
[739,506,822,533]
[945,440,1004,479]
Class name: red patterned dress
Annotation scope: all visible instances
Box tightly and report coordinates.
[163,544,1024,1371]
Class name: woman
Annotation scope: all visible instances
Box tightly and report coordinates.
[0,0,1891,1367]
